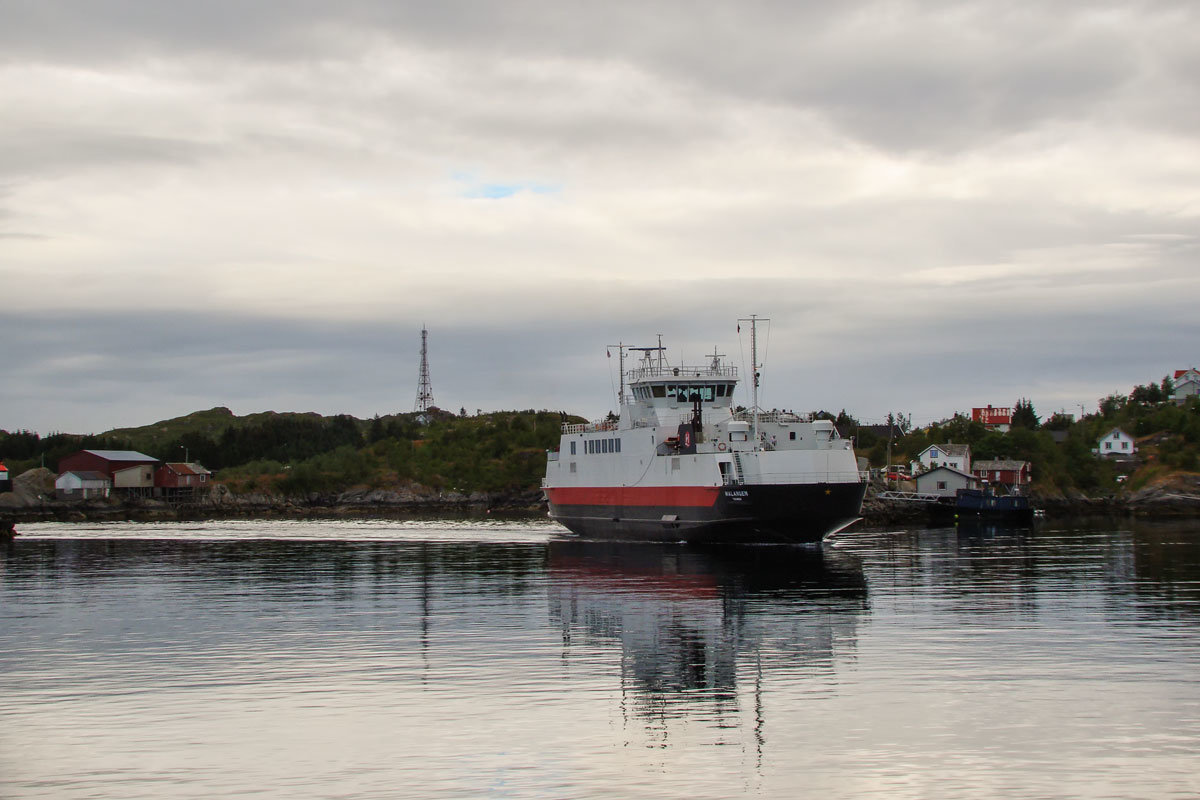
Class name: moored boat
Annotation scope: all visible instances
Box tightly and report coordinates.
[542,318,868,543]
[930,487,1036,526]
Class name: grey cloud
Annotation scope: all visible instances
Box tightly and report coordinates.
[0,130,214,179]
[1,0,1196,436]
[4,1,1195,154]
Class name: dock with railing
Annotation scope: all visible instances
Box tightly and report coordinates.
[875,490,943,504]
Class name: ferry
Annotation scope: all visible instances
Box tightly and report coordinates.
[542,317,868,543]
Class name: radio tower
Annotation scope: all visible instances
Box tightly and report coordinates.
[414,326,435,412]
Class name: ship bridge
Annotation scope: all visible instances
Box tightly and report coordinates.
[626,363,738,406]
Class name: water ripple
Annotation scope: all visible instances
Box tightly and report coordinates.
[2,519,1200,798]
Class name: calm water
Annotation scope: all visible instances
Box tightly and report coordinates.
[2,518,1199,799]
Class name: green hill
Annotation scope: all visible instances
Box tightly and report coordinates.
[1,408,584,497]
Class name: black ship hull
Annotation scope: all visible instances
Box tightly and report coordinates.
[545,481,867,544]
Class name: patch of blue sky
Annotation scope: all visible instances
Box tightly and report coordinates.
[453,172,560,199]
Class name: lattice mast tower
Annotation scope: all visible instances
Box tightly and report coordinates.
[414,326,435,412]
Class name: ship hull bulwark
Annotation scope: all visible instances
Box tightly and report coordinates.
[545,482,867,544]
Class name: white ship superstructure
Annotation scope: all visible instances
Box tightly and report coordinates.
[542,321,867,543]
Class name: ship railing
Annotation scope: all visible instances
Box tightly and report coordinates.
[734,410,813,424]
[738,470,868,485]
[561,420,619,434]
[545,451,559,462]
[628,365,738,381]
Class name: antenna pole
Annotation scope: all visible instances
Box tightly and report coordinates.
[607,342,630,406]
[414,326,435,412]
[738,315,769,448]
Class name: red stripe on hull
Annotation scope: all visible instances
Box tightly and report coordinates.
[545,486,720,508]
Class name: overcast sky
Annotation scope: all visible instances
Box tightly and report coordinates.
[3,1,1198,435]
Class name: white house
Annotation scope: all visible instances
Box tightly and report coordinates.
[914,466,979,498]
[1174,369,1200,405]
[1094,428,1137,458]
[912,443,971,475]
[55,470,112,499]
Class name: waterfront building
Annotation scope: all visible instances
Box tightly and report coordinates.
[55,470,112,499]
[972,459,1032,487]
[58,450,159,481]
[914,465,979,498]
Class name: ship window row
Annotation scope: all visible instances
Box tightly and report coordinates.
[632,383,733,402]
[585,438,621,454]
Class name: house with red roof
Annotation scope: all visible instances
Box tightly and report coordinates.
[1173,369,1200,405]
[973,459,1032,487]
[155,462,213,501]
[972,406,1012,432]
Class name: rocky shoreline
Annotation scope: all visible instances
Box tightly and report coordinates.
[4,467,1199,527]
[1,481,548,525]
[4,486,1199,527]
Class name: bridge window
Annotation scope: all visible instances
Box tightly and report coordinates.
[570,441,576,455]
[651,385,666,398]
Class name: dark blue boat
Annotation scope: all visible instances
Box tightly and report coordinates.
[931,488,1035,525]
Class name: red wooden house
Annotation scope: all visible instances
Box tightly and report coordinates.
[972,459,1031,486]
[154,462,212,490]
[58,450,159,480]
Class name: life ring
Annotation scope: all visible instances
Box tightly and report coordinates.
[717,442,727,451]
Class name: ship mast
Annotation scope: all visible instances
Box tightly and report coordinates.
[607,342,630,407]
[738,315,769,448]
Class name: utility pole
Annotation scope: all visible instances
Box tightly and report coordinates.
[886,412,894,490]
[414,326,435,413]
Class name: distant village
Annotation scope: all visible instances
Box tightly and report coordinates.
[0,450,211,503]
[872,366,1199,501]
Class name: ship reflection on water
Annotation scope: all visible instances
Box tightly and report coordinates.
[546,540,869,740]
